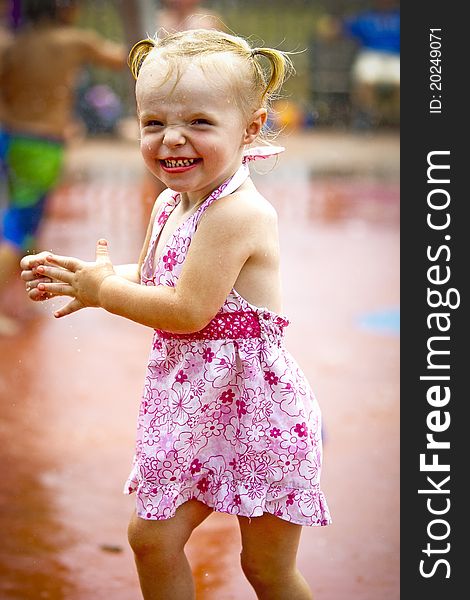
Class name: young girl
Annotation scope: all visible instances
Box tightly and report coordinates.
[20,29,331,600]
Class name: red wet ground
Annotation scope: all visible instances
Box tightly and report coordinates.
[0,131,399,599]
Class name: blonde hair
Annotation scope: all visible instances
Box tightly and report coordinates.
[128,29,294,117]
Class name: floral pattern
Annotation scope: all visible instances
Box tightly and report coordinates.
[124,152,331,527]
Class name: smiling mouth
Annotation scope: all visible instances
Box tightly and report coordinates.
[161,158,201,168]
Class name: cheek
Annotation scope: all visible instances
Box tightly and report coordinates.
[140,136,162,169]
[140,138,162,176]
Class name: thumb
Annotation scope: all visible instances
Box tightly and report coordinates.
[95,239,111,264]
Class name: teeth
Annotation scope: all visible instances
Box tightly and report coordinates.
[163,158,197,168]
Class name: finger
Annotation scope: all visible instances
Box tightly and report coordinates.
[54,299,83,319]
[21,270,33,282]
[28,288,52,301]
[19,256,31,270]
[20,260,46,275]
[21,269,40,282]
[37,282,75,296]
[95,239,111,265]
[45,253,82,272]
[19,256,32,271]
[35,265,74,284]
[25,276,52,288]
[25,279,52,299]
[32,264,65,278]
[19,252,50,270]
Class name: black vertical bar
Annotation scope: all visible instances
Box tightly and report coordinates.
[401,2,465,598]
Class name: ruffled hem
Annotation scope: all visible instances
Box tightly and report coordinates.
[124,472,331,527]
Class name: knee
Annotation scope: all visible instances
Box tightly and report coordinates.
[127,515,166,561]
[128,517,150,557]
[240,549,282,592]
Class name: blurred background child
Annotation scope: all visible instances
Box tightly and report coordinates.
[156,0,224,32]
[0,0,126,335]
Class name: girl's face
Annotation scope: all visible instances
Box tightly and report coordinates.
[136,56,266,203]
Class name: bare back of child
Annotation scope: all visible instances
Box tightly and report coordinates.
[1,1,124,139]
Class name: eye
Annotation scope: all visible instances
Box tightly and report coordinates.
[191,118,211,126]
[143,119,164,128]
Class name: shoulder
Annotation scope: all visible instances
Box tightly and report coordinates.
[199,179,278,239]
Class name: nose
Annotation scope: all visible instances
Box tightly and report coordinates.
[162,125,186,148]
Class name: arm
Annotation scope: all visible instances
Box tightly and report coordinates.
[35,192,265,332]
[77,29,126,70]
[20,253,139,300]
[21,191,163,299]
[101,198,252,331]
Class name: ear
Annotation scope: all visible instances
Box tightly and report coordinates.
[243,108,268,145]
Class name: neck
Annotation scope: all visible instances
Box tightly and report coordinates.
[178,151,245,208]
[179,191,207,210]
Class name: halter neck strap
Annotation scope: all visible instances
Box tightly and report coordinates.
[242,145,285,164]
[196,145,285,211]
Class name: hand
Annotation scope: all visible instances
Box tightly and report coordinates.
[34,239,117,318]
[20,251,57,301]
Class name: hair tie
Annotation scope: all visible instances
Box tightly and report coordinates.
[251,48,259,58]
[128,38,156,79]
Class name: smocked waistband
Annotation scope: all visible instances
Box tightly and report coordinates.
[155,310,261,341]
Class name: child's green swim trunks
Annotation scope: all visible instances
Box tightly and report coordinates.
[1,131,64,250]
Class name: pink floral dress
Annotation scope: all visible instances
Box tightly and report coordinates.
[124,148,331,526]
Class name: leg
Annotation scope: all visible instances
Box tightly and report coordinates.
[0,240,22,335]
[350,51,383,129]
[128,499,212,600]
[351,81,379,128]
[238,512,312,600]
[0,183,48,335]
[0,240,21,295]
[0,132,63,298]
[0,202,43,335]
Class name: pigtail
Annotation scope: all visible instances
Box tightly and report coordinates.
[250,47,294,103]
[128,38,157,80]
